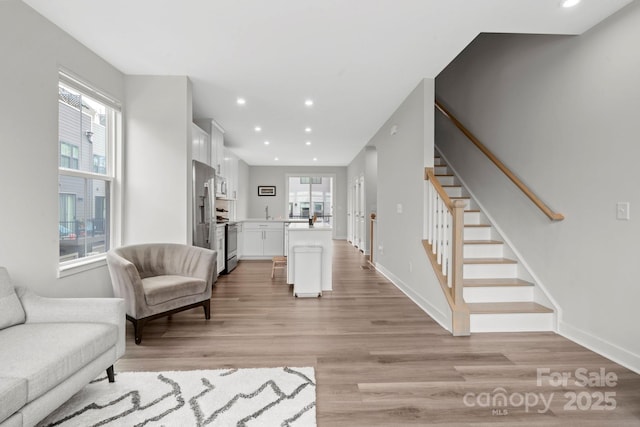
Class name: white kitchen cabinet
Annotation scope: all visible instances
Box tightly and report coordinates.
[241,222,284,259]
[227,152,238,200]
[263,229,284,256]
[216,226,225,274]
[242,229,264,257]
[194,119,224,175]
[191,123,210,166]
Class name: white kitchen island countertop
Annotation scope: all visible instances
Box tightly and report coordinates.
[288,223,333,231]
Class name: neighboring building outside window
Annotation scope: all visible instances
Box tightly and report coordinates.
[58,72,121,267]
[59,142,79,169]
[93,155,106,174]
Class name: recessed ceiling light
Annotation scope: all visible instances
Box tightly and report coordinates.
[264,141,270,145]
[274,157,279,161]
[305,127,312,133]
[313,157,318,162]
[305,141,312,146]
[561,0,581,7]
[305,99,314,107]
[236,97,246,105]
[254,126,261,132]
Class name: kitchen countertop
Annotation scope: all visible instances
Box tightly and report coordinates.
[288,223,333,231]
[240,219,309,223]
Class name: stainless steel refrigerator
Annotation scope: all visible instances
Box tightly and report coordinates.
[192,160,216,250]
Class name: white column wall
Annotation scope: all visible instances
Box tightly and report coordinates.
[123,76,193,245]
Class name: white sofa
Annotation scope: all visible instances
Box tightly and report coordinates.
[0,267,125,427]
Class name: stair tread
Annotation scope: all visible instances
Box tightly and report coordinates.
[450,196,470,199]
[464,240,503,245]
[442,185,461,188]
[468,302,553,314]
[435,173,454,177]
[464,224,491,228]
[465,210,480,213]
[464,258,517,264]
[464,278,533,287]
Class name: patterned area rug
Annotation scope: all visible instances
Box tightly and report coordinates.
[38,367,316,427]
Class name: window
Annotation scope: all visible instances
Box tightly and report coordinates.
[93,155,106,174]
[58,72,120,266]
[287,175,334,226]
[60,142,79,169]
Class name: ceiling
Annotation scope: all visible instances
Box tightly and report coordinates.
[22,0,632,166]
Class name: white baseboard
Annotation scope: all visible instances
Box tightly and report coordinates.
[375,263,452,333]
[558,321,640,374]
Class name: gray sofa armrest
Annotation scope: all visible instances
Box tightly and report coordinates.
[15,287,126,358]
[106,250,147,319]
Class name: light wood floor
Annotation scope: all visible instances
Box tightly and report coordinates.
[117,240,640,426]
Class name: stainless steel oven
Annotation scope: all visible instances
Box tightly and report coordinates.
[224,222,238,274]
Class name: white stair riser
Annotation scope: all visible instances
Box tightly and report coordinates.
[444,187,463,197]
[464,227,491,240]
[464,244,504,258]
[436,176,456,185]
[434,158,445,166]
[463,263,517,279]
[464,211,481,224]
[464,286,533,303]
[470,313,554,332]
[434,165,448,174]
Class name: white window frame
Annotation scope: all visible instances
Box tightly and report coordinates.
[285,173,336,238]
[57,70,123,277]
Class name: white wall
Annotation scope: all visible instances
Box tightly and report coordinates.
[0,0,124,297]
[436,3,640,371]
[123,76,193,245]
[235,159,250,221]
[369,79,451,329]
[246,166,348,239]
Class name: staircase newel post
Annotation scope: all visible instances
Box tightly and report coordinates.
[451,199,470,336]
[451,200,466,307]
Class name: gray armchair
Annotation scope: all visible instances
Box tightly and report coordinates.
[106,243,217,345]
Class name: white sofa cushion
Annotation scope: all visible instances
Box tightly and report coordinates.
[0,268,25,330]
[0,377,27,424]
[0,323,117,402]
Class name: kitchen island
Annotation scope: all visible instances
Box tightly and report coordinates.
[287,223,333,296]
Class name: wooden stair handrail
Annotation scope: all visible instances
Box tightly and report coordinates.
[425,168,454,215]
[435,100,564,222]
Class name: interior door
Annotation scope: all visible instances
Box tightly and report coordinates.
[358,176,365,250]
[347,184,353,243]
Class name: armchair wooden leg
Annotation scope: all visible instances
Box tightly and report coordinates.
[106,365,115,383]
[203,299,211,320]
[127,315,145,345]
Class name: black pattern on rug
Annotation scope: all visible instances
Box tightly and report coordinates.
[38,367,316,427]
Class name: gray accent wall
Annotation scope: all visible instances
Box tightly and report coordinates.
[436,3,640,371]
[0,0,124,297]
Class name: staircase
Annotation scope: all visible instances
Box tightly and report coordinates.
[430,151,555,333]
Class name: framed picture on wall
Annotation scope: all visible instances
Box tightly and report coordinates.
[258,186,276,196]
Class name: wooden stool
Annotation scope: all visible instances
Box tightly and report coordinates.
[271,256,287,279]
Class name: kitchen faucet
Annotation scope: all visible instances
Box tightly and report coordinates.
[265,205,269,220]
